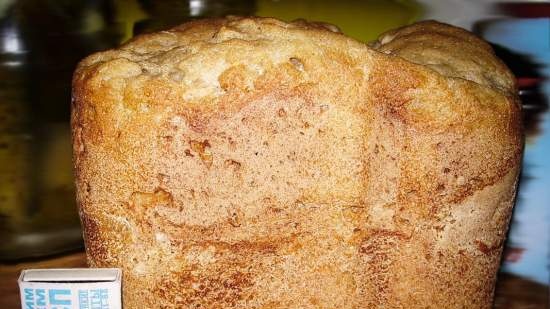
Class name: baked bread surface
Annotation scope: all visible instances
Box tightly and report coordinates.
[72,17,522,308]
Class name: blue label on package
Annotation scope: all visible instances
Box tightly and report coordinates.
[18,269,121,309]
[23,288,111,309]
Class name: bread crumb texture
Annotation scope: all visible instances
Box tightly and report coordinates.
[72,17,522,309]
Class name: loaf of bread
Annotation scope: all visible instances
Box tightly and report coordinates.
[72,17,522,308]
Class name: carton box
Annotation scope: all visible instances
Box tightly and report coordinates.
[18,268,121,309]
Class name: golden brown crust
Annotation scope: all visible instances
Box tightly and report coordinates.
[371,20,517,94]
[72,17,522,308]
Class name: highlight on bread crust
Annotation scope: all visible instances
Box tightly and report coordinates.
[72,16,522,309]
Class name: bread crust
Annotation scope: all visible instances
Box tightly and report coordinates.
[72,17,522,308]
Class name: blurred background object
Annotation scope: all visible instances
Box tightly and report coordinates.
[474,15,550,290]
[0,0,259,261]
[256,0,419,41]
[0,1,548,308]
